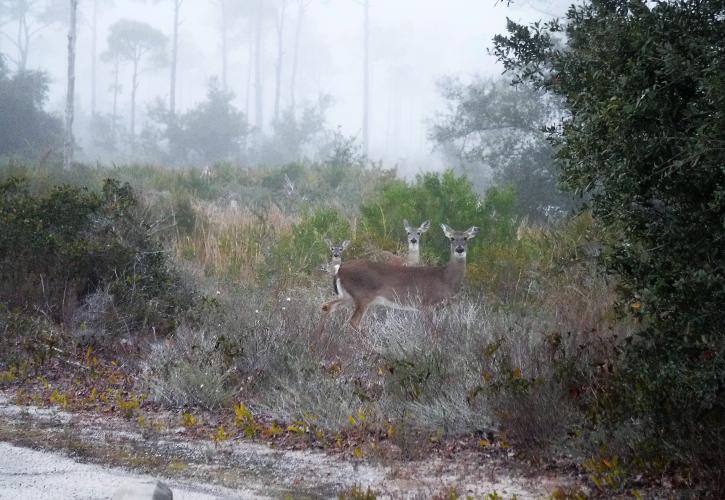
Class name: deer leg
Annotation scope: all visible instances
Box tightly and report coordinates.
[348,302,369,333]
[315,298,344,337]
[321,297,344,313]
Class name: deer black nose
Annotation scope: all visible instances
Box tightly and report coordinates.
[410,238,417,244]
[455,246,465,254]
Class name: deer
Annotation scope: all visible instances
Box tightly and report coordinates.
[317,224,479,332]
[322,238,351,275]
[374,219,431,266]
[403,219,430,265]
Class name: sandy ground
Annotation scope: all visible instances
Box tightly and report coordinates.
[0,393,572,499]
[0,442,253,500]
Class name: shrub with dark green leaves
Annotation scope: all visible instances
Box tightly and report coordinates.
[0,177,192,338]
[494,0,725,482]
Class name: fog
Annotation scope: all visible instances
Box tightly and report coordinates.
[2,0,564,172]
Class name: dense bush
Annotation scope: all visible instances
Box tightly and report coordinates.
[143,324,234,409]
[494,0,725,483]
[0,162,640,488]
[0,55,62,160]
[0,176,193,339]
[359,170,517,264]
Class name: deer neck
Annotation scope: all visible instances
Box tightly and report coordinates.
[406,245,420,265]
[444,254,467,289]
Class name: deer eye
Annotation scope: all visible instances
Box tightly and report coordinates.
[464,237,468,241]
[450,237,455,241]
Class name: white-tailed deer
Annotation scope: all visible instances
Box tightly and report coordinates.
[374,219,431,266]
[403,219,430,265]
[322,238,350,275]
[318,224,479,332]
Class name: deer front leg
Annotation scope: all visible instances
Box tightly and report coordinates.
[315,298,345,337]
[348,301,370,333]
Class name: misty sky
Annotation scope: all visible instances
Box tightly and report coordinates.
[2,0,567,170]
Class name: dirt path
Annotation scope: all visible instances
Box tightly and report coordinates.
[0,393,572,499]
[0,442,250,500]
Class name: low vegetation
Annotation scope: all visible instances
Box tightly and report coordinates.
[1,160,635,494]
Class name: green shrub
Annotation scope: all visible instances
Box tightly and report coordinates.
[0,176,193,338]
[0,58,63,160]
[264,207,351,286]
[360,171,517,264]
[494,0,725,482]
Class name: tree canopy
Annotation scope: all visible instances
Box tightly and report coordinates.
[105,19,167,67]
[146,80,249,165]
[494,0,725,478]
[0,55,62,159]
[430,77,572,219]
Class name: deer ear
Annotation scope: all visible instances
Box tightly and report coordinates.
[419,220,431,233]
[441,224,454,238]
[324,238,332,247]
[403,219,412,232]
[466,226,480,239]
[341,240,351,250]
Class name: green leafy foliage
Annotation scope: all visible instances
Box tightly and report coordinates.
[494,0,725,481]
[0,176,192,337]
[265,207,351,286]
[105,19,167,66]
[360,170,516,264]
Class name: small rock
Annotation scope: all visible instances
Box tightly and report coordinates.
[112,480,173,500]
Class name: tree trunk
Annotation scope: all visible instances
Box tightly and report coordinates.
[112,60,120,134]
[170,0,181,115]
[220,0,228,92]
[245,40,253,118]
[17,13,29,72]
[289,0,306,117]
[362,0,370,157]
[131,57,139,145]
[64,0,79,170]
[254,0,264,131]
[273,0,287,124]
[90,0,98,117]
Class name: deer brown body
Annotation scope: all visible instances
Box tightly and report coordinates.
[318,224,478,331]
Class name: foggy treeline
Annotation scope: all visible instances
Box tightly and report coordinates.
[0,0,571,212]
[2,0,357,166]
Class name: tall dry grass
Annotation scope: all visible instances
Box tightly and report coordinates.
[173,200,297,283]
